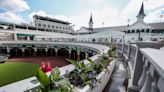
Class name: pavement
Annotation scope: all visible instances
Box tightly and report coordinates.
[103,59,128,92]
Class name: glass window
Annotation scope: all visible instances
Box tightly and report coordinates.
[52,25,54,28]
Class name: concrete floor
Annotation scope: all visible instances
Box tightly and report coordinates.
[103,59,128,92]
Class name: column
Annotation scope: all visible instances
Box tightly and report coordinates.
[77,51,80,61]
[85,52,88,59]
[138,65,146,89]
[45,48,48,56]
[27,36,30,41]
[7,47,10,55]
[150,71,159,92]
[68,50,71,58]
[13,33,17,41]
[34,48,37,56]
[22,48,25,56]
[55,48,58,56]
[140,64,153,92]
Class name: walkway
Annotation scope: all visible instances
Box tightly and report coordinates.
[103,58,128,92]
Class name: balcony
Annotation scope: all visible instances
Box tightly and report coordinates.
[117,42,164,92]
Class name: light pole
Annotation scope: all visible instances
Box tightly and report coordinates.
[138,29,141,41]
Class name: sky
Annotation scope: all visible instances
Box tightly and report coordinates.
[0,0,164,30]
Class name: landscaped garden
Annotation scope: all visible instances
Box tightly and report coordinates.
[0,62,39,87]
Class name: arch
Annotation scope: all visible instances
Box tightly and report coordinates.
[57,48,69,57]
[47,48,55,56]
[146,29,149,33]
[131,30,135,33]
[17,48,22,56]
[25,48,34,56]
[88,52,93,57]
[92,39,95,42]
[80,52,85,60]
[71,50,77,60]
[141,29,145,33]
[37,48,46,56]
[2,48,7,54]
[136,30,140,33]
[10,48,17,57]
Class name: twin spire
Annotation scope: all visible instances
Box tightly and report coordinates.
[89,14,93,30]
[137,2,146,21]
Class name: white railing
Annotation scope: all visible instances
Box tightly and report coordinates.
[117,43,164,92]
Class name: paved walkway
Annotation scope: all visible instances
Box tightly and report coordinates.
[103,59,128,92]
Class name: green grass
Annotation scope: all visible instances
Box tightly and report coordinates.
[0,62,39,87]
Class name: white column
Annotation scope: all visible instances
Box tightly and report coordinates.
[7,47,10,53]
[138,65,147,89]
[13,33,17,41]
[27,36,30,41]
[85,52,88,58]
[150,71,159,92]
[157,77,164,92]
[140,64,153,92]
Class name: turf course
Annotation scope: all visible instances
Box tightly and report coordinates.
[0,62,39,87]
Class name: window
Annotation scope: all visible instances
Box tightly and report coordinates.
[48,25,50,28]
[43,24,46,27]
[136,30,140,33]
[141,29,145,33]
[52,25,54,28]
[146,29,149,33]
[56,26,58,29]
[38,23,41,27]
[131,30,135,33]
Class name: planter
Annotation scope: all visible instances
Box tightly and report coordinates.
[72,59,117,92]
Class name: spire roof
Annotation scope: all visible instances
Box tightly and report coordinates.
[89,14,93,23]
[137,2,145,16]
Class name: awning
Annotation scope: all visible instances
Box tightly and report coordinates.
[17,34,34,36]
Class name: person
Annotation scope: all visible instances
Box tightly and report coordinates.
[46,62,52,72]
[40,62,46,72]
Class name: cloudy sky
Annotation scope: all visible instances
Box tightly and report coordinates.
[0,0,164,30]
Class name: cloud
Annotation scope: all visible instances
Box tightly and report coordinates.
[29,7,120,30]
[0,0,29,12]
[145,0,164,10]
[0,0,29,24]
[0,12,25,23]
[145,8,164,23]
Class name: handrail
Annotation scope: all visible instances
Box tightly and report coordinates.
[140,48,164,78]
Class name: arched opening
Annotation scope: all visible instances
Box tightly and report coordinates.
[71,50,77,60]
[92,39,95,42]
[131,30,135,33]
[17,48,22,56]
[141,29,145,33]
[47,48,55,56]
[10,48,17,57]
[80,52,85,60]
[146,29,149,33]
[88,52,93,57]
[57,48,69,57]
[24,48,34,56]
[136,30,140,33]
[37,49,46,56]
[2,48,7,54]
